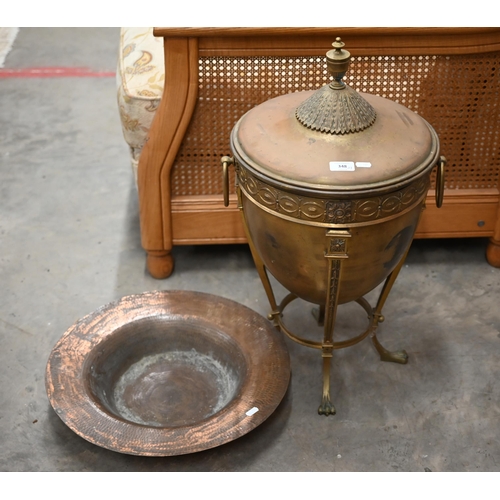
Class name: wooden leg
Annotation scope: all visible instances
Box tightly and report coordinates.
[486,200,500,267]
[486,238,500,268]
[137,37,199,281]
[146,250,174,279]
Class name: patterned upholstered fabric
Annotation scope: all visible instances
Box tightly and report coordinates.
[117,27,164,183]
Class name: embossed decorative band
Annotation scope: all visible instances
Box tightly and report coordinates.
[237,164,429,226]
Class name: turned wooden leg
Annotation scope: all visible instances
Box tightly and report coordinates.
[146,250,174,279]
[486,238,500,268]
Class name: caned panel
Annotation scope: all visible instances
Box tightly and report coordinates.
[171,53,500,196]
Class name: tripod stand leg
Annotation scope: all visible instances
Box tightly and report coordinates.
[370,247,410,364]
[317,230,351,415]
[318,345,335,415]
[236,187,280,325]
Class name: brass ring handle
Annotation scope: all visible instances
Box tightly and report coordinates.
[221,156,234,207]
[435,156,446,208]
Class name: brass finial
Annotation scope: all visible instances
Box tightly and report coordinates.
[326,37,351,89]
[295,38,376,135]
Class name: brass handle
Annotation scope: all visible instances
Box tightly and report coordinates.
[435,156,446,208]
[221,156,234,207]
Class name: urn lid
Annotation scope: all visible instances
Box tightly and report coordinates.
[231,38,440,196]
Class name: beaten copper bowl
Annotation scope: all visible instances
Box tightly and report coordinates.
[45,290,290,456]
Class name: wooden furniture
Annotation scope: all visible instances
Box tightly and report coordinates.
[138,28,500,278]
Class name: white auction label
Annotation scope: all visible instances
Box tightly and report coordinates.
[355,162,372,168]
[330,161,355,172]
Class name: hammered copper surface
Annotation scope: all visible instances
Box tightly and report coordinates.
[45,291,290,456]
[5,28,500,472]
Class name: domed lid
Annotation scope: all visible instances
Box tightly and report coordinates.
[231,38,439,196]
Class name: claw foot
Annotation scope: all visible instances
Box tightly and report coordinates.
[318,397,336,416]
[372,335,409,364]
[379,349,408,364]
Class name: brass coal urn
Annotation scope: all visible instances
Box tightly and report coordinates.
[222,38,445,415]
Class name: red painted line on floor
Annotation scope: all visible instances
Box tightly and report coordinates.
[0,66,116,78]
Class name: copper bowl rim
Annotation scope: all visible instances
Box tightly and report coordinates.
[45,290,290,456]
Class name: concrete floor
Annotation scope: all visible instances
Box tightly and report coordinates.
[1,28,500,473]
